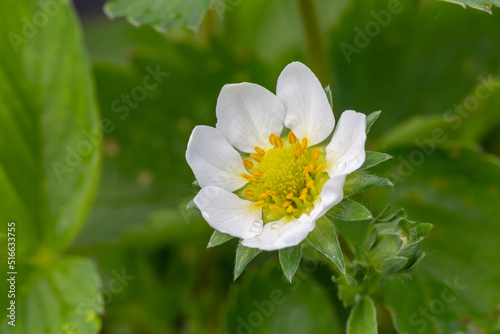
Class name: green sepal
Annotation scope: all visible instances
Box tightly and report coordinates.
[360,151,392,170]
[366,110,381,134]
[380,256,409,274]
[279,244,302,283]
[325,85,334,110]
[307,216,346,273]
[234,243,261,280]
[344,171,394,197]
[207,230,233,248]
[347,296,378,334]
[328,198,373,221]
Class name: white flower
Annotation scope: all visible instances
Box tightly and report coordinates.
[186,62,367,251]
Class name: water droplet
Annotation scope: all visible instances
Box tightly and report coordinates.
[336,161,346,172]
[271,223,279,230]
[250,227,260,233]
[253,220,262,227]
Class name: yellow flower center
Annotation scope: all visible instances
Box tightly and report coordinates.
[240,131,330,223]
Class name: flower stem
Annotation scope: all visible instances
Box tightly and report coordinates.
[297,0,331,86]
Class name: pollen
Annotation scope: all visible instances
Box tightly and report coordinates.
[244,189,254,197]
[254,146,266,156]
[255,200,265,206]
[312,149,320,161]
[250,153,263,162]
[288,132,297,144]
[269,204,280,210]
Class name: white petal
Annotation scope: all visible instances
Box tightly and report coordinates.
[277,62,335,146]
[186,126,248,192]
[325,110,367,176]
[242,215,315,251]
[309,174,346,220]
[194,186,263,239]
[216,83,285,153]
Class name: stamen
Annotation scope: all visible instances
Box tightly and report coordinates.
[307,180,313,188]
[295,142,302,157]
[312,149,320,161]
[250,153,263,162]
[254,146,266,156]
[274,137,283,148]
[266,190,276,196]
[269,133,276,146]
[302,166,309,176]
[269,204,280,210]
[242,174,252,180]
[244,189,254,197]
[301,137,308,149]
[249,177,259,184]
[251,169,261,177]
[301,188,308,196]
[288,132,297,144]
[282,201,292,208]
[308,162,315,172]
[287,205,294,213]
[255,200,265,206]
[315,163,325,172]
[286,192,294,199]
[259,193,268,199]
[243,159,254,169]
[299,193,307,200]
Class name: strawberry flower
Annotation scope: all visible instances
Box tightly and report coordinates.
[186,62,366,251]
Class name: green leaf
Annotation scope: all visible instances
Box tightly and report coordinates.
[380,256,408,274]
[1,257,103,334]
[344,171,393,198]
[207,230,234,248]
[440,0,500,14]
[327,198,373,221]
[0,0,100,257]
[223,263,343,333]
[234,243,261,280]
[307,217,345,273]
[279,244,302,283]
[347,296,377,334]
[104,0,213,32]
[366,111,381,134]
[360,151,392,170]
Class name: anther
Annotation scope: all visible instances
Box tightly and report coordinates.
[269,204,280,210]
[274,137,283,148]
[255,200,265,206]
[243,159,254,169]
[250,153,262,162]
[259,193,268,199]
[307,180,313,188]
[312,149,320,161]
[249,177,259,184]
[301,188,308,196]
[242,174,252,180]
[315,163,325,172]
[251,169,261,177]
[266,190,276,196]
[295,142,302,156]
[282,201,292,208]
[254,146,266,156]
[286,205,294,213]
[286,192,294,199]
[302,167,309,176]
[269,133,276,146]
[244,189,254,197]
[301,137,308,149]
[288,132,297,144]
[308,162,315,172]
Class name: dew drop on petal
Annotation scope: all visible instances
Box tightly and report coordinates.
[250,227,260,233]
[253,220,262,227]
[271,223,280,230]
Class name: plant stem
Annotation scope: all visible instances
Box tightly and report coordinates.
[297,0,331,87]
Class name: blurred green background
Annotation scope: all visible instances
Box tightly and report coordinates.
[1,0,500,333]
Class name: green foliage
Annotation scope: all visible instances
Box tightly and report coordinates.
[208,230,233,248]
[327,198,372,221]
[344,171,393,197]
[1,258,103,334]
[307,217,345,273]
[279,244,302,283]
[234,243,261,280]
[360,151,392,170]
[104,0,213,31]
[347,296,377,334]
[440,0,500,13]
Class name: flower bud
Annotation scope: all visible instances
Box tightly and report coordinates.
[364,209,433,275]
